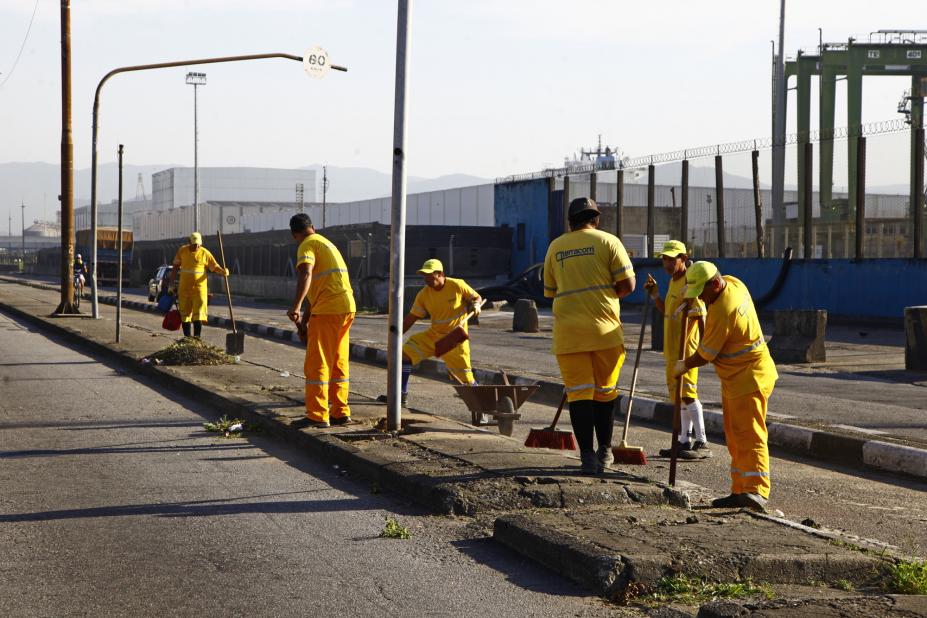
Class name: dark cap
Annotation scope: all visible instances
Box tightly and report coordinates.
[568,197,600,224]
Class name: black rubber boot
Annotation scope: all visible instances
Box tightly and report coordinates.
[193,320,202,338]
[181,322,191,337]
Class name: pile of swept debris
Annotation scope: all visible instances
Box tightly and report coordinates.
[144,337,234,366]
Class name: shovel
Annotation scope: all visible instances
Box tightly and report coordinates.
[217,230,245,356]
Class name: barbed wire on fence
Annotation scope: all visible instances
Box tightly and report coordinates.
[496,117,913,184]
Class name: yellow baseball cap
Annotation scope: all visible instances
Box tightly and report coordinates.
[189,232,202,245]
[657,239,688,258]
[684,261,719,298]
[417,258,444,274]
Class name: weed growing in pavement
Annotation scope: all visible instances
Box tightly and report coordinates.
[380,517,412,539]
[639,575,774,606]
[203,415,257,438]
[834,579,855,591]
[886,560,927,595]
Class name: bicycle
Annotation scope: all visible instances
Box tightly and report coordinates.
[73,273,84,310]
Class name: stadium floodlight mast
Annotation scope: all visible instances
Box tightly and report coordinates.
[185,71,207,233]
[87,50,346,319]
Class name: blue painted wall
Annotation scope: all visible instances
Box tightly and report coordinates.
[626,258,927,320]
[494,179,550,276]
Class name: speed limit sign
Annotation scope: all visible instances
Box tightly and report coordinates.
[303,46,331,79]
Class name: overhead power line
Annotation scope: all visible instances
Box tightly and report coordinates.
[0,0,40,90]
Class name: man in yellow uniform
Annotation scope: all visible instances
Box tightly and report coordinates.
[378,258,482,410]
[673,261,778,511]
[544,197,635,474]
[288,213,356,429]
[169,232,229,338]
[644,240,711,459]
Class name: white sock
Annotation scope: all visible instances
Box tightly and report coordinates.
[678,404,693,444]
[689,400,707,442]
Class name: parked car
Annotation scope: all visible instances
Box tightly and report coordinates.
[148,265,172,302]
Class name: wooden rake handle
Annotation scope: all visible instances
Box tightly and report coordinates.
[216,230,236,334]
[668,299,690,487]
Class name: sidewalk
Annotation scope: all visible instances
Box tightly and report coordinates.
[1,279,924,615]
[11,275,924,481]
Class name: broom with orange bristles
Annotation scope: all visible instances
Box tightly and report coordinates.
[524,392,577,450]
[611,292,651,465]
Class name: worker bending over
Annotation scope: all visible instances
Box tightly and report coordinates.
[644,240,711,459]
[673,261,778,511]
[169,232,229,338]
[288,214,356,429]
[379,258,482,410]
[544,197,635,475]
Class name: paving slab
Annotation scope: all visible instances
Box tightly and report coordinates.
[696,595,927,617]
[493,508,889,602]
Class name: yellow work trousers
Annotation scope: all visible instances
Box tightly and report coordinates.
[665,365,699,401]
[304,312,354,423]
[403,331,475,385]
[178,280,209,323]
[556,346,626,403]
[722,388,771,498]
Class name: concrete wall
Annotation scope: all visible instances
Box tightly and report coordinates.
[628,257,927,321]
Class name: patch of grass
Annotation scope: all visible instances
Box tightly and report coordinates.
[834,579,855,591]
[147,337,234,366]
[203,415,255,438]
[640,574,774,606]
[886,560,927,595]
[379,517,412,540]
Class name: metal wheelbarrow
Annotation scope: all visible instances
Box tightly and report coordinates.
[452,376,539,436]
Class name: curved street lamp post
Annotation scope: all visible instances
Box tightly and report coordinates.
[89,52,346,318]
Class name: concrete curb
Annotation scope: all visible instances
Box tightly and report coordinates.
[6,276,927,482]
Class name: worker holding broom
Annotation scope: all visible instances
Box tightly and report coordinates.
[543,197,635,475]
[672,261,778,511]
[288,213,356,429]
[377,258,482,410]
[643,240,712,459]
[168,232,229,339]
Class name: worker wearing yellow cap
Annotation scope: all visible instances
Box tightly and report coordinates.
[288,213,356,429]
[169,232,229,338]
[672,261,778,511]
[378,258,482,410]
[644,240,711,459]
[544,197,635,475]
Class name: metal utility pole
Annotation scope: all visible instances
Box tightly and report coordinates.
[55,0,77,314]
[21,202,25,260]
[88,52,347,319]
[386,0,412,431]
[186,71,206,232]
[771,0,787,244]
[116,144,124,342]
[322,165,328,228]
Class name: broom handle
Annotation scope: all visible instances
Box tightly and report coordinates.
[620,291,650,443]
[217,230,236,334]
[549,392,568,430]
[669,300,689,487]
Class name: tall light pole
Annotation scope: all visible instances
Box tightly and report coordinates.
[186,71,206,232]
[322,165,328,228]
[21,201,26,261]
[771,0,787,244]
[386,0,412,431]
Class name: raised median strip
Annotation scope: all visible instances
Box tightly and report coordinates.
[5,275,927,483]
[2,278,915,610]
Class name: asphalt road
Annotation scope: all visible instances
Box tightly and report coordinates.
[0,311,623,617]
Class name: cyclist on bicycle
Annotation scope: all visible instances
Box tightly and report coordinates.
[73,254,88,289]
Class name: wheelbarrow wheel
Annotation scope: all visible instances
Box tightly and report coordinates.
[496,395,516,436]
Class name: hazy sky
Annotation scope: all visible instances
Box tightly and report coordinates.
[1,1,924,197]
